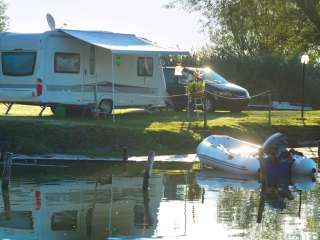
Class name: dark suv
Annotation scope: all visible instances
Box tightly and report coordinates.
[163,67,250,112]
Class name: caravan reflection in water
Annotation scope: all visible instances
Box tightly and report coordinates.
[0,169,317,239]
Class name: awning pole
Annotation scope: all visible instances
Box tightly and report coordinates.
[111,54,115,123]
[158,54,164,97]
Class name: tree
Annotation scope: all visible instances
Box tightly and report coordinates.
[167,0,320,58]
[0,0,8,32]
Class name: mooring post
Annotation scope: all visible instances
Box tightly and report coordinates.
[142,185,153,227]
[268,92,272,125]
[201,188,205,204]
[2,187,10,219]
[257,187,265,223]
[143,151,155,191]
[257,148,268,224]
[298,190,302,218]
[2,152,12,189]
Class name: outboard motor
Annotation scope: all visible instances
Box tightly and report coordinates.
[262,132,288,159]
[260,132,293,186]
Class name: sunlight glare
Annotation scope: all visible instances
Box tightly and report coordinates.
[229,146,258,157]
[203,67,212,73]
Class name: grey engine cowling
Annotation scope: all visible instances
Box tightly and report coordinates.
[262,132,289,160]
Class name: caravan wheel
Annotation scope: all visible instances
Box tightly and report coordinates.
[99,99,113,115]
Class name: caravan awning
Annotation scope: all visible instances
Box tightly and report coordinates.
[60,29,190,56]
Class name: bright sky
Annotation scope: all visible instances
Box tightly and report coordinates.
[6,0,208,51]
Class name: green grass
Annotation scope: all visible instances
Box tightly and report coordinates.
[0,104,319,156]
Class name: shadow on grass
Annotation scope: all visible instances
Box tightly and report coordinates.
[0,109,249,128]
[114,109,249,123]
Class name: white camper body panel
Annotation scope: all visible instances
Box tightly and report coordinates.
[43,32,85,105]
[0,31,167,109]
[0,33,43,103]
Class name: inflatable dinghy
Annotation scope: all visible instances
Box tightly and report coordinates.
[196,133,317,177]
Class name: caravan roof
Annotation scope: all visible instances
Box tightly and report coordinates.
[0,29,189,56]
[60,29,189,56]
[0,32,42,50]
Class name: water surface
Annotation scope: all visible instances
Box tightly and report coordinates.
[0,165,318,240]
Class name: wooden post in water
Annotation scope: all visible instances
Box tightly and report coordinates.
[2,187,10,219]
[257,148,268,224]
[142,185,153,227]
[257,186,265,223]
[298,190,302,218]
[143,151,155,191]
[201,188,205,204]
[2,152,12,189]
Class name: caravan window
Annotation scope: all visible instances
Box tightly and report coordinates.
[2,52,36,76]
[54,52,80,74]
[138,57,153,77]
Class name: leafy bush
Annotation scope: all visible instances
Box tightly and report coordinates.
[186,80,205,98]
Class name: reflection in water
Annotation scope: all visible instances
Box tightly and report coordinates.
[0,167,317,239]
[257,173,301,224]
[2,188,10,220]
[198,170,317,239]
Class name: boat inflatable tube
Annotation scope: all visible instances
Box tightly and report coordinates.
[197,134,317,177]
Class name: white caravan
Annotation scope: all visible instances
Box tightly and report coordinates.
[0,28,188,115]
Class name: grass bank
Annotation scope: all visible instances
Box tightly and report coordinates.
[0,105,319,157]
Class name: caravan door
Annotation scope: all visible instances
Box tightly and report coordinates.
[82,45,97,103]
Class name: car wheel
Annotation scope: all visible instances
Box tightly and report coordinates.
[99,99,113,115]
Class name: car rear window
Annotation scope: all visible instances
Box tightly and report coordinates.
[2,51,37,76]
